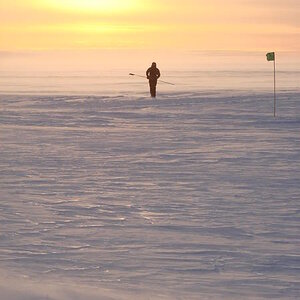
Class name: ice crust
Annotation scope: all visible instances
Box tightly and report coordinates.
[0,92,300,299]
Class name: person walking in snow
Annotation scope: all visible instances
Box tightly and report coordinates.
[146,62,160,98]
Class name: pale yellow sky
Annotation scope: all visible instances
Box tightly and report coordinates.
[0,0,300,51]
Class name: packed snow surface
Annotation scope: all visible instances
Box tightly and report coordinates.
[0,92,300,299]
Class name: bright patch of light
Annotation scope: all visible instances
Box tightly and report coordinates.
[44,0,138,12]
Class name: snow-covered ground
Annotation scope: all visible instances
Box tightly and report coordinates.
[0,91,300,299]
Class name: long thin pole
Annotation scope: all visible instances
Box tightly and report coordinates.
[129,73,175,86]
[274,55,276,117]
[130,73,147,79]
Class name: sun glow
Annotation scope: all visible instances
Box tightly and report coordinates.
[1,0,299,51]
[44,0,139,12]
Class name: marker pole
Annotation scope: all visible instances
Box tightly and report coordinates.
[273,55,276,117]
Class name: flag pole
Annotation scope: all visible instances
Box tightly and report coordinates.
[267,52,276,117]
[273,54,276,117]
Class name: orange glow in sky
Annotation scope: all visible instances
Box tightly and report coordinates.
[0,0,299,51]
[43,0,140,12]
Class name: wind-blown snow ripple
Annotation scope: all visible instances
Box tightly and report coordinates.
[0,93,300,299]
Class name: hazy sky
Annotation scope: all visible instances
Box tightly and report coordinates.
[1,0,300,51]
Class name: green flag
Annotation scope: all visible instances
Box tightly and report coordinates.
[266,52,275,61]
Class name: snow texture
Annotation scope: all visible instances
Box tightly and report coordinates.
[0,92,300,299]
